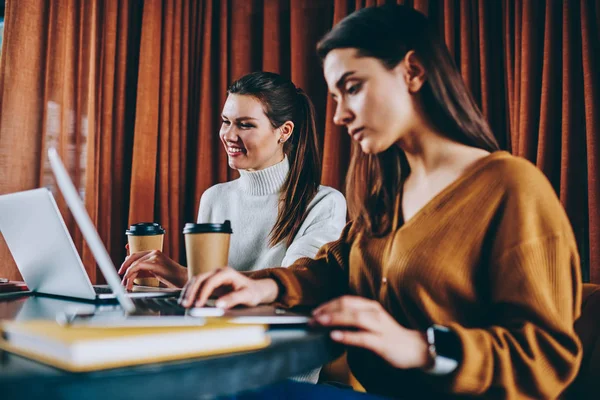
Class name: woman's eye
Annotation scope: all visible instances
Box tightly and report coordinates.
[347,83,361,95]
[239,123,254,129]
[222,120,230,125]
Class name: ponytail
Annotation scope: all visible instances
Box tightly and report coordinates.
[270,89,321,247]
[227,72,321,247]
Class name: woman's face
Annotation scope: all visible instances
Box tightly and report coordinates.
[220,94,286,171]
[323,48,421,154]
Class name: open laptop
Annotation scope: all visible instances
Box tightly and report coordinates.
[46,148,309,325]
[0,188,180,301]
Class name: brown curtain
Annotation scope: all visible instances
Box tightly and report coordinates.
[500,0,600,281]
[0,0,598,283]
[0,0,143,281]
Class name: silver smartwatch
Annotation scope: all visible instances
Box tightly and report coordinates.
[423,324,460,376]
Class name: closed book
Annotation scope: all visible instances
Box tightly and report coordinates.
[0,319,269,372]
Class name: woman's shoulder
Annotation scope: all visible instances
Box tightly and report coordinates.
[312,185,347,207]
[200,180,240,201]
[479,151,555,195]
[301,185,347,220]
[315,185,345,197]
[477,152,568,225]
[477,153,577,259]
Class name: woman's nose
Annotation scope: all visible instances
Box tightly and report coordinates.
[333,101,353,126]
[221,125,238,142]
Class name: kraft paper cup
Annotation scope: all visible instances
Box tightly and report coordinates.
[126,222,165,287]
[183,221,232,281]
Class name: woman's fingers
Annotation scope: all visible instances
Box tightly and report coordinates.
[180,270,218,307]
[329,330,381,353]
[312,295,379,317]
[120,255,156,283]
[211,287,254,309]
[124,273,138,291]
[181,267,243,308]
[155,275,180,289]
[192,268,239,308]
[315,308,379,331]
[179,276,196,304]
[118,250,152,275]
[121,264,150,290]
[310,296,384,333]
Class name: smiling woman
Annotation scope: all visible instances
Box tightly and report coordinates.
[120,71,347,284]
[120,72,347,384]
[220,96,285,171]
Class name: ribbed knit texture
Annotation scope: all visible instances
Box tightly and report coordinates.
[251,151,583,399]
[197,156,347,383]
[237,157,290,196]
[197,157,347,272]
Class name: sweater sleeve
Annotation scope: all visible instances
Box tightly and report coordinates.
[438,164,582,398]
[280,189,347,266]
[250,221,354,308]
[196,189,213,223]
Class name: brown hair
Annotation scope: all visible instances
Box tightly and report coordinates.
[317,5,500,236]
[228,72,321,247]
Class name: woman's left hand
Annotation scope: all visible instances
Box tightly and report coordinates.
[311,295,431,370]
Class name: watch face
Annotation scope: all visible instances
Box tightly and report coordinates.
[433,325,462,361]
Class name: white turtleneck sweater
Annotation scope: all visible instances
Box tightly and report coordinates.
[196,157,346,384]
[197,157,347,272]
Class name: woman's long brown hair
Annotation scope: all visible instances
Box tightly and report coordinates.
[317,5,500,236]
[228,72,321,247]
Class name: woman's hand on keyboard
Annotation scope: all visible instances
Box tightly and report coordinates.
[179,266,279,309]
[119,250,188,290]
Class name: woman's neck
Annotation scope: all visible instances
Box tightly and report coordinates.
[397,128,490,181]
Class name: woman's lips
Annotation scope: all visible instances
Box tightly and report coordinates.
[350,127,365,141]
[226,146,246,156]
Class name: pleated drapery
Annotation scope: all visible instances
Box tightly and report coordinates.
[0,0,598,283]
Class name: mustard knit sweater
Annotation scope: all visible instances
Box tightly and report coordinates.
[252,151,582,399]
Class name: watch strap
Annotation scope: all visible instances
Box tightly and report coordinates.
[423,325,459,376]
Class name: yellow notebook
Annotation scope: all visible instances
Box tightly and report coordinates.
[0,319,270,372]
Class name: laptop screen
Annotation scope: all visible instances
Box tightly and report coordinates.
[47,147,135,313]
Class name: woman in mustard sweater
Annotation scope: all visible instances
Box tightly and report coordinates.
[180,5,582,399]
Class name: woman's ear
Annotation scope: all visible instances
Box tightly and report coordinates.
[278,121,294,144]
[400,50,426,93]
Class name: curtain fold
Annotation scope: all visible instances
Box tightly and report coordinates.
[0,1,48,280]
[501,0,598,281]
[0,0,598,283]
[581,0,600,282]
[0,0,141,281]
[193,0,229,210]
[579,0,600,283]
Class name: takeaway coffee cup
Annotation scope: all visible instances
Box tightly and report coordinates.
[183,221,232,280]
[126,222,166,287]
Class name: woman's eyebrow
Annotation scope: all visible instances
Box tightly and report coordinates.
[335,71,357,89]
[220,115,258,121]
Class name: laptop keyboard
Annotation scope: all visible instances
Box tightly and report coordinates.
[94,286,114,294]
[132,297,187,315]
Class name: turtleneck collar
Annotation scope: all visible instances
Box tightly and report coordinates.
[238,156,290,196]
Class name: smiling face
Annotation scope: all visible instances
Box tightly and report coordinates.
[220,94,287,171]
[323,48,422,154]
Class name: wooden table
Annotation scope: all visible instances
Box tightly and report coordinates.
[0,293,342,400]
